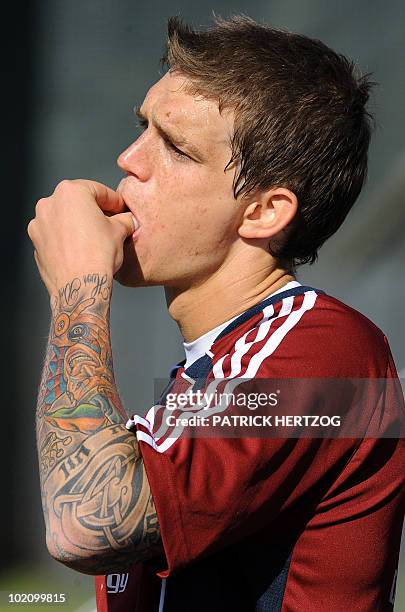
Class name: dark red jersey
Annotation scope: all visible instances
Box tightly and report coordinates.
[95,282,404,611]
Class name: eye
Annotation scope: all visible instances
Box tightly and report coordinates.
[135,116,191,161]
[165,139,190,160]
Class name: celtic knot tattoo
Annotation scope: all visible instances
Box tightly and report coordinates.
[36,274,162,574]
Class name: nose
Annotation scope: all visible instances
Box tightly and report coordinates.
[117,137,150,181]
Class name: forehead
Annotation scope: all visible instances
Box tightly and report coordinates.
[141,71,233,145]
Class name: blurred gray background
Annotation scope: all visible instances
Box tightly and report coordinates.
[3,0,404,609]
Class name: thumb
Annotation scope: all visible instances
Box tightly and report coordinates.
[109,211,139,241]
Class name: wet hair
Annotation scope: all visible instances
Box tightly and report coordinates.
[161,15,376,268]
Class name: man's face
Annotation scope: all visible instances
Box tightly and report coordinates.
[115,71,243,288]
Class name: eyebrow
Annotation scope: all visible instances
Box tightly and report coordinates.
[133,105,205,162]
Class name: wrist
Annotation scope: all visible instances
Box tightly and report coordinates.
[49,272,113,315]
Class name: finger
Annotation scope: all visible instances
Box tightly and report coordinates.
[27,219,36,241]
[109,211,139,241]
[71,179,127,214]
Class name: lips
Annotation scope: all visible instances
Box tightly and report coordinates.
[116,178,141,231]
[130,213,140,231]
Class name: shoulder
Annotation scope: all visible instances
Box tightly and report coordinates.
[210,288,393,378]
[265,290,390,377]
[212,289,391,379]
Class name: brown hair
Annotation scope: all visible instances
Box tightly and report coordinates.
[161,15,375,269]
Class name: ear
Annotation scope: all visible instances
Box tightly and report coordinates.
[238,187,298,240]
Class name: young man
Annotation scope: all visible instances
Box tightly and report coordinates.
[28,16,404,612]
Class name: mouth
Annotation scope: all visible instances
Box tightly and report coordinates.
[127,211,141,242]
[116,180,141,238]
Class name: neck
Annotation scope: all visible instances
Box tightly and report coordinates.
[165,262,296,342]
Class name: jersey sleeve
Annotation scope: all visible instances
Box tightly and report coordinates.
[131,421,346,577]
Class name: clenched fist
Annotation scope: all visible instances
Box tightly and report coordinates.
[27,179,138,296]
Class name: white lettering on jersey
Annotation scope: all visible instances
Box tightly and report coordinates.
[106,573,129,594]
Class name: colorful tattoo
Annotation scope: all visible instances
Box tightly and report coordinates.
[36,273,162,574]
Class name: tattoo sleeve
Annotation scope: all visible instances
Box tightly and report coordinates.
[36,273,162,575]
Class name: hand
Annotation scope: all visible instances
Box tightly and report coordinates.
[27,179,137,296]
[68,179,142,288]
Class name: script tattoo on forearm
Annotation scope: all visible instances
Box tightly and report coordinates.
[36,273,161,574]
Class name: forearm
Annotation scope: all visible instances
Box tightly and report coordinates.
[36,273,160,574]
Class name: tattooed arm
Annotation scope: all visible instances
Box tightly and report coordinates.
[37,272,162,575]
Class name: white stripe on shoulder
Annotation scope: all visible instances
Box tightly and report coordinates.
[212,302,271,378]
[212,295,296,378]
[243,290,318,378]
[228,297,295,378]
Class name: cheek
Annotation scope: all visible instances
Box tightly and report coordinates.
[193,185,238,239]
[181,201,238,261]
[143,158,237,250]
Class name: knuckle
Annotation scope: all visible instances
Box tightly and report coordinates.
[35,197,46,213]
[27,219,35,238]
[55,179,72,193]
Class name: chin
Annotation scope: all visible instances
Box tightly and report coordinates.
[113,239,147,287]
[113,261,166,288]
[113,269,145,287]
[114,247,188,289]
[113,257,145,287]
